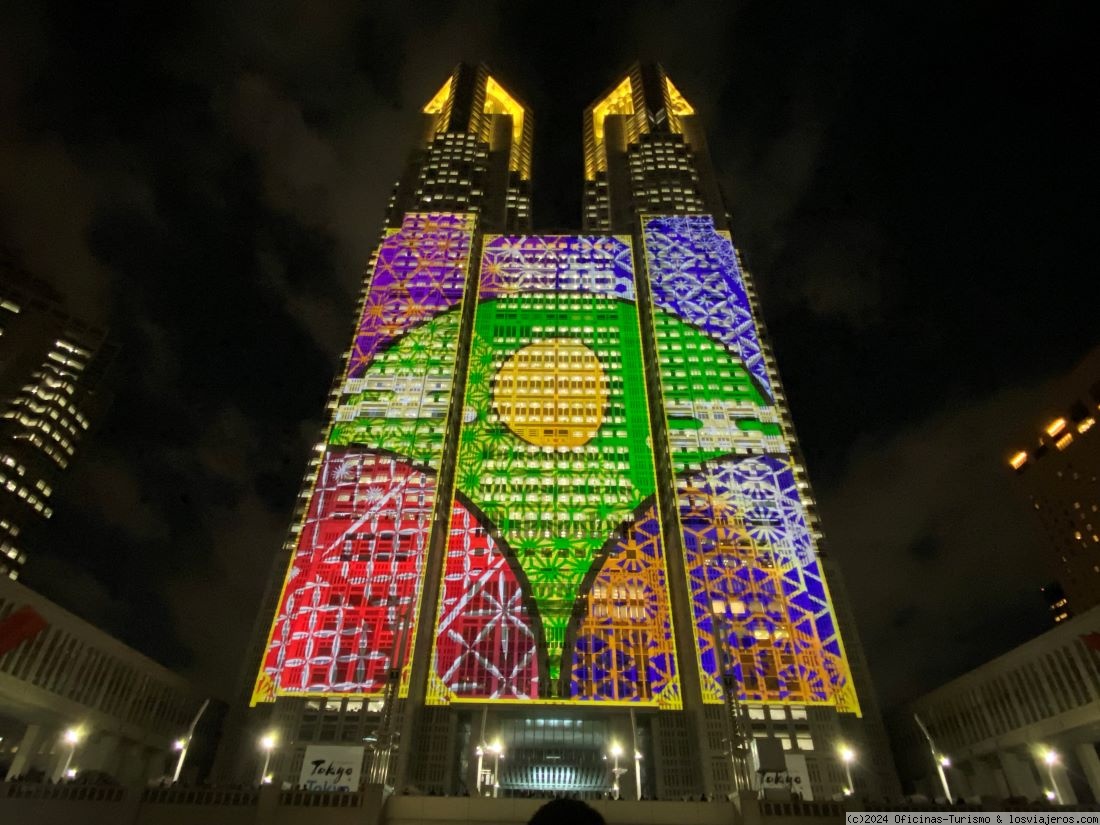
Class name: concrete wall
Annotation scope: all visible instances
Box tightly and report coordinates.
[0,783,861,825]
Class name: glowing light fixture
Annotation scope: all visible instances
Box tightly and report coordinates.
[1009,451,1028,470]
[1046,418,1067,437]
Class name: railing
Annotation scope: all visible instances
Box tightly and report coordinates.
[758,799,843,818]
[1,782,126,803]
[141,786,259,806]
[279,789,365,807]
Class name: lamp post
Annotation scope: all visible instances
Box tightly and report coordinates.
[609,742,625,800]
[838,744,855,796]
[1043,749,1061,804]
[259,733,277,786]
[171,698,210,784]
[937,755,953,802]
[914,713,952,802]
[487,741,503,797]
[61,728,82,780]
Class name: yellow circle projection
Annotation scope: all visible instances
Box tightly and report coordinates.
[493,338,607,447]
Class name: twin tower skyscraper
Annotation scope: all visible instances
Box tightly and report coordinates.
[231,63,898,802]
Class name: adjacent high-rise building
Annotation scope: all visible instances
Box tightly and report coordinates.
[0,250,109,580]
[1008,348,1100,620]
[232,63,898,803]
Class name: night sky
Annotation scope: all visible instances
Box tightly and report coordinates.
[0,1,1094,712]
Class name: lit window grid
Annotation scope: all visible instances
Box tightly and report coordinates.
[678,457,857,713]
[643,215,857,713]
[644,215,773,398]
[253,452,433,702]
[331,311,461,462]
[653,309,783,470]
[344,213,475,379]
[431,235,680,703]
[253,213,476,703]
[452,293,653,683]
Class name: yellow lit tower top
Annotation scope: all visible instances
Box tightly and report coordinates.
[388,63,533,233]
[582,63,723,232]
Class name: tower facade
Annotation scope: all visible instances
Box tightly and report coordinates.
[1008,347,1100,619]
[0,250,109,580]
[237,63,897,803]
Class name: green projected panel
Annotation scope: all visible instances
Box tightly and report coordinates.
[428,235,680,706]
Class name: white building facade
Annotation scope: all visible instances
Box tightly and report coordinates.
[0,577,207,784]
[897,606,1100,804]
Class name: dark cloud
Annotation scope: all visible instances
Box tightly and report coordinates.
[816,359,1095,705]
[907,535,941,564]
[0,1,1094,712]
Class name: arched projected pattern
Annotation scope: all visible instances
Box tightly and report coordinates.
[433,496,539,700]
[254,451,432,701]
[568,504,679,707]
[253,213,475,703]
[428,234,681,705]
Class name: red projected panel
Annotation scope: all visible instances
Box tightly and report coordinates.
[433,498,539,700]
[253,451,431,701]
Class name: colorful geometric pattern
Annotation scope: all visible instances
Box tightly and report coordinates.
[346,213,474,378]
[254,212,475,703]
[643,214,858,713]
[652,306,783,471]
[644,215,772,398]
[432,496,540,700]
[680,456,857,712]
[568,504,680,707]
[253,451,432,701]
[480,235,634,300]
[430,234,680,702]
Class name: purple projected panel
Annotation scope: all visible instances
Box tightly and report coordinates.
[679,455,857,713]
[643,215,772,398]
[480,235,635,299]
[347,213,476,378]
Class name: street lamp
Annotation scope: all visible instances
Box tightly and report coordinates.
[609,742,625,800]
[487,741,503,798]
[838,744,855,796]
[936,755,953,802]
[259,733,277,786]
[171,698,209,784]
[1042,749,1061,804]
[634,750,643,801]
[61,728,83,780]
[914,714,952,803]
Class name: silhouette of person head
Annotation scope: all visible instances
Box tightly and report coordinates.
[528,798,606,825]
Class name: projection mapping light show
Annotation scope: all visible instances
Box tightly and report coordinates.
[428,234,680,706]
[253,213,475,703]
[644,214,858,713]
[253,210,856,714]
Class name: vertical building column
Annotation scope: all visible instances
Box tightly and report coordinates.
[1074,743,1100,804]
[4,724,49,779]
[630,225,715,799]
[965,755,1000,799]
[998,750,1040,800]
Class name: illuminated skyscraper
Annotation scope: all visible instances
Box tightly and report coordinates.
[0,250,109,580]
[235,63,897,802]
[1007,348,1100,620]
